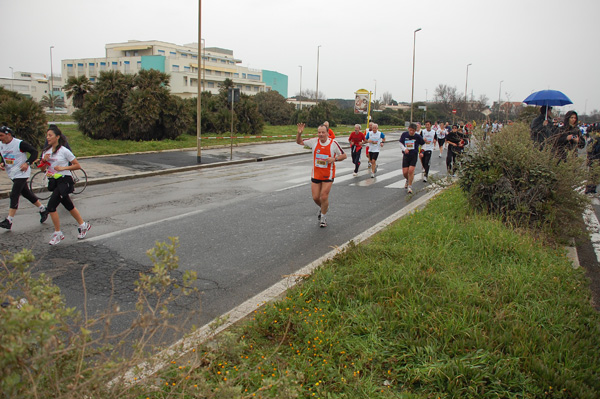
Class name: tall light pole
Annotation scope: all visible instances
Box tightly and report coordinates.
[196,0,202,163]
[298,65,303,110]
[50,46,55,119]
[425,88,428,103]
[9,67,13,91]
[315,45,321,102]
[373,79,377,102]
[464,63,472,119]
[498,80,503,122]
[410,28,422,123]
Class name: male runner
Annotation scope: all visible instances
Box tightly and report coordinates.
[323,121,336,139]
[419,121,437,182]
[364,123,385,178]
[0,125,49,229]
[436,121,446,158]
[296,123,346,227]
[348,124,365,176]
[446,124,467,176]
[398,123,425,194]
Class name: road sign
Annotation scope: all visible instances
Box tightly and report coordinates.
[452,109,457,114]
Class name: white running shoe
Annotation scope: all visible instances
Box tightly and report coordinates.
[407,186,413,194]
[353,172,358,177]
[319,215,327,228]
[49,232,65,246]
[423,176,428,183]
[371,172,375,178]
[77,222,91,239]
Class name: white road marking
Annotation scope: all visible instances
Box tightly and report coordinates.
[584,205,600,263]
[84,209,205,242]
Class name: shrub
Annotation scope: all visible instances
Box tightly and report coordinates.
[0,238,199,399]
[0,88,47,149]
[459,122,588,242]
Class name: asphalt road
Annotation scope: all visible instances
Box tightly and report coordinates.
[0,133,452,344]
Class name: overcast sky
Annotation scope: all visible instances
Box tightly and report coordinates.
[2,0,599,114]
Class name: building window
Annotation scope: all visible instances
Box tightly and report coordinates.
[234,73,239,78]
[67,64,74,76]
[191,78,198,87]
[248,74,260,81]
[208,82,215,88]
[191,55,197,59]
[242,73,246,79]
[214,71,221,76]
[182,53,188,58]
[184,66,190,72]
[211,58,217,62]
[220,60,226,64]
[124,61,130,73]
[111,62,118,71]
[224,72,231,77]
[137,61,142,69]
[158,50,165,55]
[77,63,84,74]
[90,77,95,82]
[172,65,180,72]
[183,76,188,86]
[170,51,176,57]
[100,62,107,72]
[89,63,96,75]
[253,86,259,92]
[245,85,251,91]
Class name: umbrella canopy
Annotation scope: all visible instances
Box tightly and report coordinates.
[523,90,573,107]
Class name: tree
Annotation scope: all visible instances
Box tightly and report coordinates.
[381,91,393,105]
[433,84,460,116]
[0,87,47,149]
[252,91,295,125]
[63,75,93,109]
[39,94,65,109]
[305,101,337,127]
[76,69,190,140]
[298,89,326,101]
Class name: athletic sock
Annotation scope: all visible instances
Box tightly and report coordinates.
[7,216,13,222]
[39,205,46,212]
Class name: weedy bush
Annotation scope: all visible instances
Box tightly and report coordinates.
[0,237,199,399]
[459,123,589,243]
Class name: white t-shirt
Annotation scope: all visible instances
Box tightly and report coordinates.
[42,146,76,177]
[365,131,385,153]
[420,129,437,151]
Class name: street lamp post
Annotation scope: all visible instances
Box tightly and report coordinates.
[464,63,472,119]
[498,80,503,122]
[315,45,321,102]
[374,79,377,103]
[9,67,13,91]
[50,46,55,120]
[298,65,302,111]
[410,28,422,124]
[197,0,202,163]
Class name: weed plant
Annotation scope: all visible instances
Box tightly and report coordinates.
[0,238,200,399]
[459,123,589,243]
[143,187,600,398]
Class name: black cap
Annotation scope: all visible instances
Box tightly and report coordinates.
[0,126,13,134]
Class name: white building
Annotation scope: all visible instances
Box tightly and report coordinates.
[0,71,63,105]
[62,40,270,100]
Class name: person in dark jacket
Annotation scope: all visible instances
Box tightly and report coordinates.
[530,106,557,147]
[585,125,600,194]
[552,110,582,160]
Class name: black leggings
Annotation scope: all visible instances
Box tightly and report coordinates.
[420,150,432,176]
[47,176,75,213]
[351,146,362,172]
[9,178,38,210]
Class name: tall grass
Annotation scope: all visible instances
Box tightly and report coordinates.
[136,186,600,398]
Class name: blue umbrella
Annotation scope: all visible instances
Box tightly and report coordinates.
[523,89,573,107]
[523,90,573,119]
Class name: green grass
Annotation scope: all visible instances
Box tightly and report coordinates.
[134,186,600,398]
[55,124,405,157]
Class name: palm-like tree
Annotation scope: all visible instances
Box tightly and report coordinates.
[39,94,66,109]
[63,75,93,108]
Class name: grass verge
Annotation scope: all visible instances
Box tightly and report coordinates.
[133,186,600,398]
[55,124,404,157]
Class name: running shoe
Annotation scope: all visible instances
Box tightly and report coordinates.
[319,215,327,228]
[439,154,442,158]
[371,172,375,178]
[353,172,358,177]
[0,218,12,230]
[368,162,371,168]
[404,180,408,189]
[39,209,49,224]
[375,165,378,173]
[49,232,65,246]
[77,222,91,239]
[423,176,428,183]
[407,186,413,194]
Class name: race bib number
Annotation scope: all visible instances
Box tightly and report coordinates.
[406,139,416,150]
[315,154,328,168]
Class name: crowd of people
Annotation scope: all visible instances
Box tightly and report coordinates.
[0,124,91,245]
[296,120,470,226]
